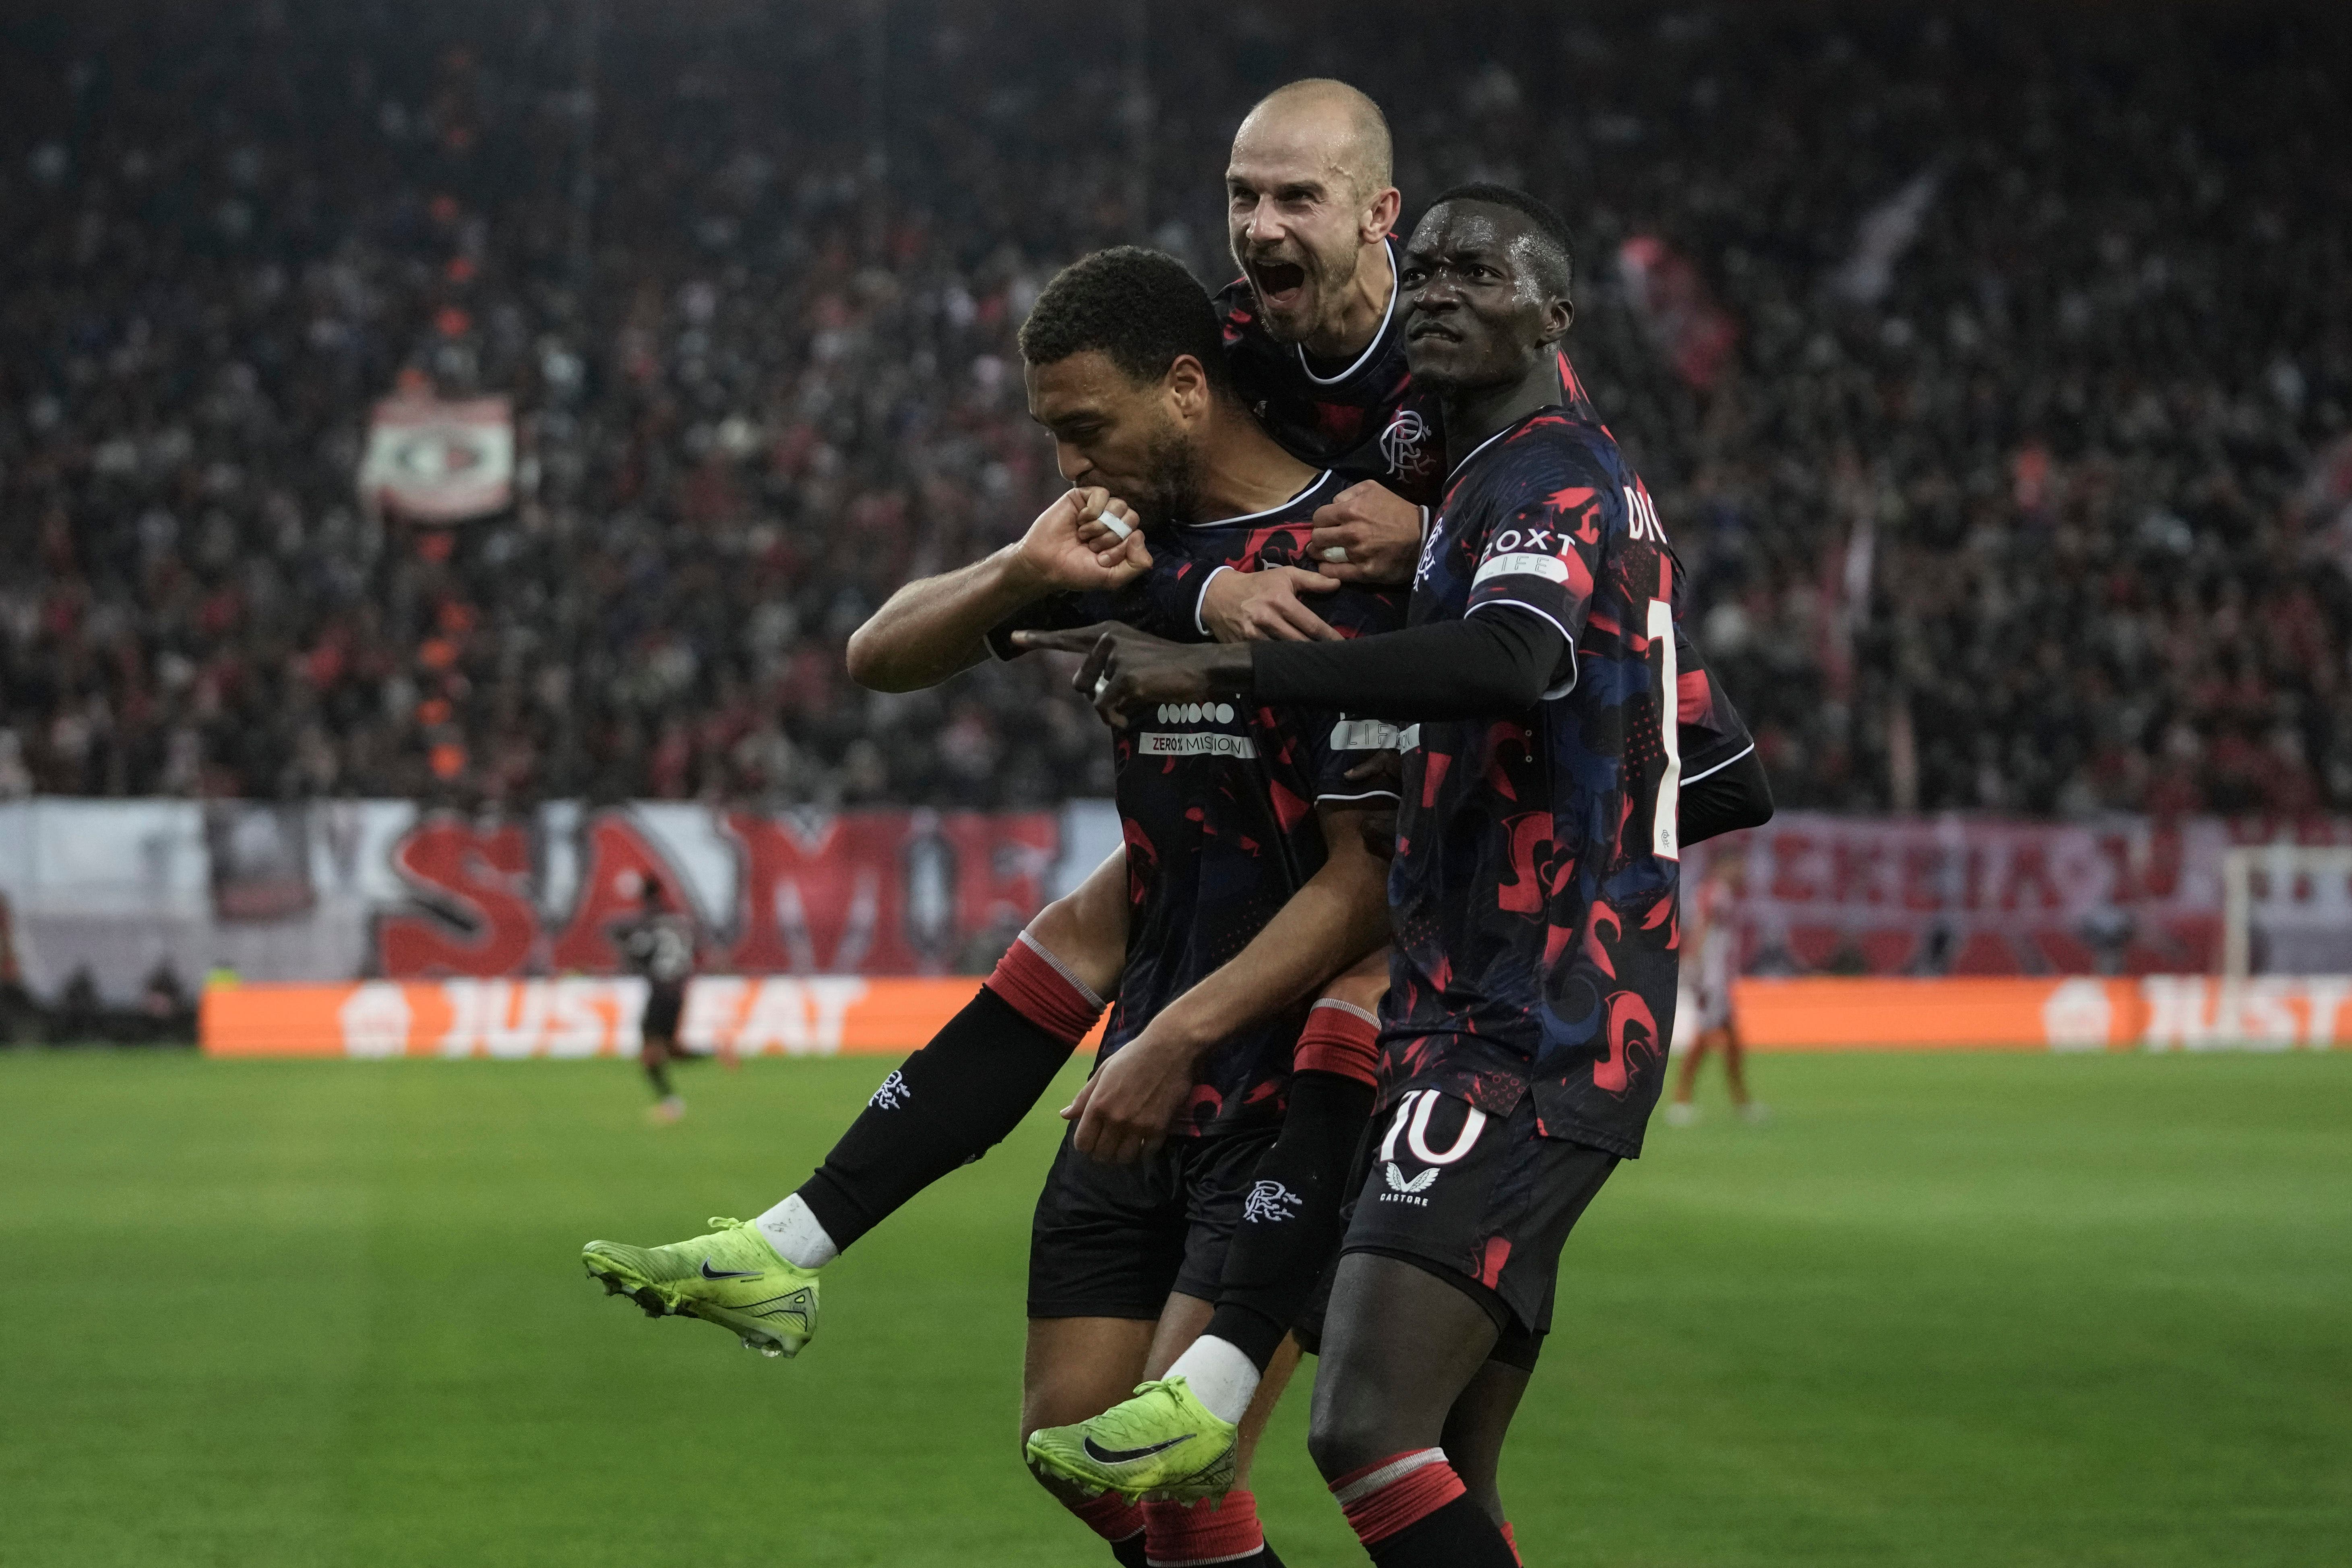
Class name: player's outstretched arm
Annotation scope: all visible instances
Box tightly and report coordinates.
[1063,800,1392,1163]
[845,486,1144,692]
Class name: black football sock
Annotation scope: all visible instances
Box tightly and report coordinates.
[1366,1495,1519,1568]
[1334,1452,1519,1568]
[1110,1534,1149,1568]
[795,987,1081,1252]
[1207,1068,1376,1369]
[643,1056,675,1099]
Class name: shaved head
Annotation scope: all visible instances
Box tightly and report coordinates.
[1235,78,1393,202]
[1225,79,1402,352]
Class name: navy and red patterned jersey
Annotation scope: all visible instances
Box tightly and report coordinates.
[991,474,1407,1136]
[1217,241,1606,507]
[1213,266,1751,793]
[1218,241,1430,498]
[1383,406,1684,1159]
[1672,618,1753,783]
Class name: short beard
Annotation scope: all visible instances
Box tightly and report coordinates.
[1235,234,1360,347]
[1142,423,1205,527]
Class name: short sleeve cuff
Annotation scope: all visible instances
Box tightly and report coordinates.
[1193,564,1235,636]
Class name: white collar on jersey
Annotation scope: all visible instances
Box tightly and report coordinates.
[1443,404,1569,486]
[1292,237,1399,388]
[1178,469,1337,529]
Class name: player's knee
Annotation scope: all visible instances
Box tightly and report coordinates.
[1305,1390,1391,1480]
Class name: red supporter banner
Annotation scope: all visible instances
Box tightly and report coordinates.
[378,808,1059,979]
[1616,234,1740,391]
[1700,812,2352,977]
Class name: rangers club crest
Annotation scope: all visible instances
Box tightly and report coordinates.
[1242,1179,1303,1224]
[1380,405,1435,484]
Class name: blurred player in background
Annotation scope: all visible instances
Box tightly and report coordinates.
[1666,849,1765,1127]
[616,875,706,1123]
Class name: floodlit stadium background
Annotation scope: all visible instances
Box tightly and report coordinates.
[2,4,2346,1566]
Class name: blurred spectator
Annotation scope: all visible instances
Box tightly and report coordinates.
[0,2,2345,817]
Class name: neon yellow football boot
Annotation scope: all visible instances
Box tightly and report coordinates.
[581,1217,819,1358]
[1026,1375,1239,1501]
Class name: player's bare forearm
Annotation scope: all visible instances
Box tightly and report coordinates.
[843,546,1044,692]
[847,487,1145,692]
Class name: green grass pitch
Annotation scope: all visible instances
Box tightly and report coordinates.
[4,1049,2346,1567]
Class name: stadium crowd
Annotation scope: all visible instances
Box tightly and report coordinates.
[1,1,2346,815]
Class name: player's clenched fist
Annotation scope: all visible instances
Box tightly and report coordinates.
[1013,487,1148,591]
[1010,622,1249,728]
[1073,502,1155,576]
[1308,479,1424,585]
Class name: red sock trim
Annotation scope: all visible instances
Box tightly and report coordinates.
[1330,1448,1466,1547]
[1143,1489,1263,1565]
[1066,1489,1145,1544]
[1294,997,1379,1083]
[1500,1520,1521,1566]
[985,932,1107,1046]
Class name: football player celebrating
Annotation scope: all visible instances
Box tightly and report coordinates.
[1028,185,1686,1568]
[593,248,1405,1568]
[1104,78,1765,816]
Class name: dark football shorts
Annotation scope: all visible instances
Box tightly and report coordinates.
[1028,1121,1280,1320]
[641,983,686,1043]
[1336,1087,1618,1339]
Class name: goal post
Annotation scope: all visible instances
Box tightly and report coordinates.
[2220,845,2352,979]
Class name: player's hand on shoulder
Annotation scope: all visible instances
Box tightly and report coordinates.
[1015,487,1149,590]
[1202,564,1341,642]
[1308,481,1422,586]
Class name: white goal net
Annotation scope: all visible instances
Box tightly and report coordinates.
[2221,846,2352,978]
